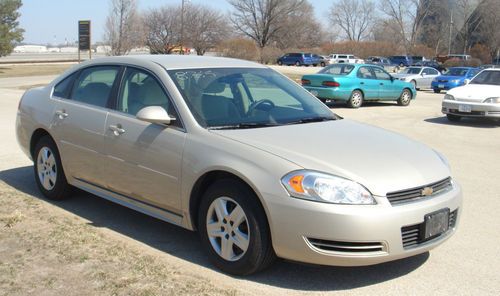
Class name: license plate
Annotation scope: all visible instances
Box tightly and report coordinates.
[458,104,472,112]
[424,209,450,239]
[438,84,444,88]
[310,90,319,96]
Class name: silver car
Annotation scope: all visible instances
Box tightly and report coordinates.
[393,66,441,90]
[16,55,462,275]
[442,68,500,121]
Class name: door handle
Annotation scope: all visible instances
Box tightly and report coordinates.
[360,82,365,85]
[55,110,68,119]
[109,124,125,136]
[380,83,384,85]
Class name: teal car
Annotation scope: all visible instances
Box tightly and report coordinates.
[301,64,416,108]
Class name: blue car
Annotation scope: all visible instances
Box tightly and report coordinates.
[431,67,480,93]
[388,55,413,67]
[277,53,314,66]
[301,64,416,108]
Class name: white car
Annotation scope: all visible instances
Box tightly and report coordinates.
[328,54,364,64]
[442,68,500,121]
[392,67,441,90]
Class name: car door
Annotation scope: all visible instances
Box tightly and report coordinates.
[422,68,439,88]
[51,65,121,187]
[104,67,186,213]
[356,66,379,99]
[371,66,398,99]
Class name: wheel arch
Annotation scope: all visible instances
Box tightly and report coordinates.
[30,128,55,159]
[188,170,270,233]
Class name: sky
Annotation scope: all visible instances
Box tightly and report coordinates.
[19,0,332,45]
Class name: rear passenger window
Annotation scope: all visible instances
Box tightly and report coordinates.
[70,66,120,108]
[53,72,77,99]
[357,67,374,79]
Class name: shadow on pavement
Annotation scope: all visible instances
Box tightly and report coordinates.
[0,165,429,291]
[425,116,500,128]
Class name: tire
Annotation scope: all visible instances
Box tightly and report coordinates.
[198,179,276,275]
[277,60,283,66]
[446,114,461,122]
[33,135,73,200]
[295,61,300,66]
[398,88,412,106]
[433,89,441,93]
[400,63,404,67]
[347,90,363,108]
[319,98,327,104]
[410,80,417,89]
[313,64,317,67]
[320,62,326,67]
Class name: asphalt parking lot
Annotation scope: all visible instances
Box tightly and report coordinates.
[0,74,499,295]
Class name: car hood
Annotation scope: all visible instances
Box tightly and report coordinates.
[447,84,500,101]
[211,119,449,196]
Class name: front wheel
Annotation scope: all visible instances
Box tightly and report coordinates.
[295,61,300,66]
[347,90,363,108]
[277,60,283,66]
[433,89,441,93]
[198,179,275,275]
[398,89,412,106]
[33,136,73,200]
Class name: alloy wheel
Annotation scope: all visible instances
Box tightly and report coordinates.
[37,147,57,191]
[206,197,250,261]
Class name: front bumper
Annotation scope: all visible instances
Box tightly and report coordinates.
[267,182,462,266]
[442,100,500,118]
[431,81,461,91]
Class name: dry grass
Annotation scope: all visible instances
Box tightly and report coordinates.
[0,64,73,78]
[0,181,238,296]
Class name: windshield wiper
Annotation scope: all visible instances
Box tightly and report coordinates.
[285,116,337,125]
[208,122,279,130]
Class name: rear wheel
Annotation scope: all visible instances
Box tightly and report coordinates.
[198,179,275,275]
[347,90,363,108]
[446,114,461,122]
[398,89,412,106]
[433,89,441,93]
[33,136,72,200]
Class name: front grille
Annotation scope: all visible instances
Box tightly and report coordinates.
[307,238,385,253]
[401,209,458,249]
[386,177,452,205]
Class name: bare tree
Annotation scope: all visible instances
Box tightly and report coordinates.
[273,1,323,49]
[228,0,305,61]
[328,0,375,41]
[184,5,230,55]
[379,0,435,53]
[104,0,141,56]
[143,6,181,54]
[478,0,500,59]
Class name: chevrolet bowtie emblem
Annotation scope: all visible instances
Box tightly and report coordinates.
[421,187,434,196]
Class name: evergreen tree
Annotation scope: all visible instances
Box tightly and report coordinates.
[0,0,24,57]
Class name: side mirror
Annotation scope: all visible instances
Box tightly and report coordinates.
[136,106,175,125]
[390,75,394,81]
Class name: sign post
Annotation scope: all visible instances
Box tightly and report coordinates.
[78,20,91,62]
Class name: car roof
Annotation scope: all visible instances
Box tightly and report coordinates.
[79,55,267,70]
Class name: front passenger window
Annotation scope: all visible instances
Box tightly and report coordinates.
[71,66,119,108]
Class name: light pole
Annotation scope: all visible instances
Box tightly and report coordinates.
[180,0,189,55]
[448,12,453,55]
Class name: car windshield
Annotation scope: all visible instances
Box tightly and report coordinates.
[469,71,500,86]
[402,67,422,74]
[445,68,468,76]
[318,64,355,75]
[167,68,337,128]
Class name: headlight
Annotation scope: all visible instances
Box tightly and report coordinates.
[483,97,500,104]
[444,94,455,101]
[281,170,375,205]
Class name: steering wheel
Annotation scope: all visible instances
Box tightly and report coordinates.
[247,99,275,115]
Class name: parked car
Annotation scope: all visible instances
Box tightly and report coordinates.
[277,53,314,66]
[392,66,441,90]
[442,68,500,121]
[366,56,399,72]
[411,56,428,64]
[389,55,413,67]
[328,54,364,64]
[431,67,480,93]
[414,60,447,73]
[311,54,328,67]
[301,63,416,108]
[479,64,500,70]
[16,55,462,275]
[493,57,500,65]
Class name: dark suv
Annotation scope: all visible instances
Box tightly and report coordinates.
[389,55,413,67]
[277,53,314,66]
